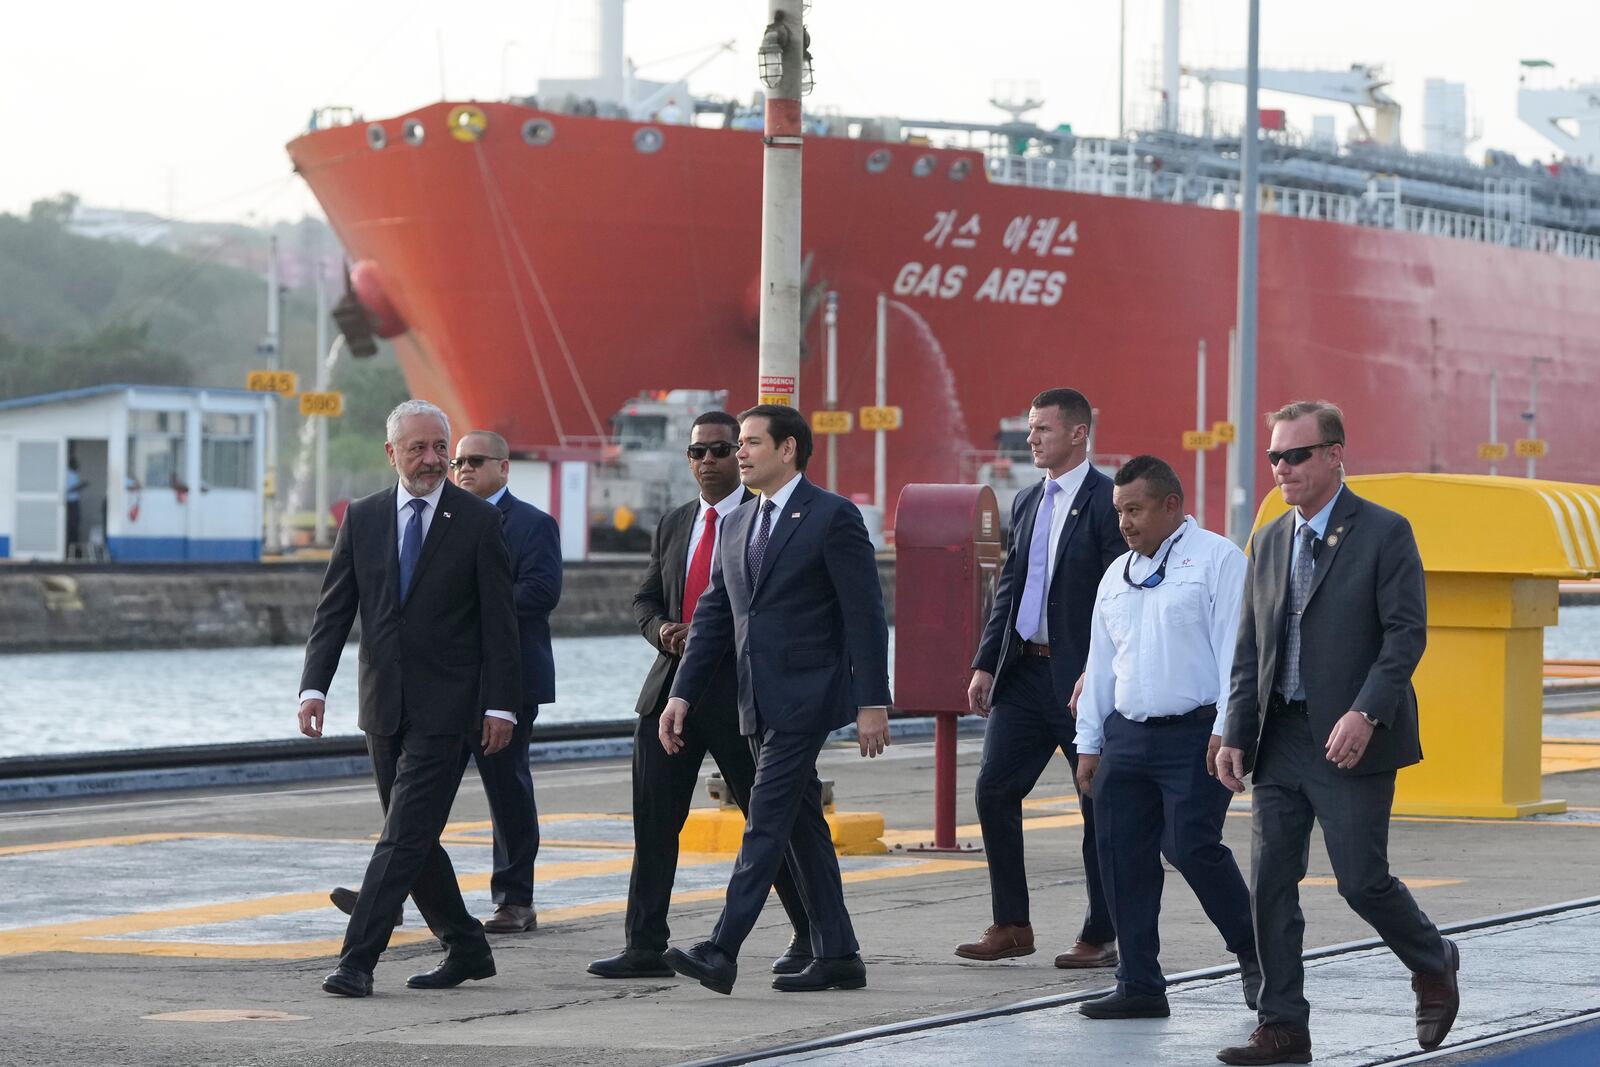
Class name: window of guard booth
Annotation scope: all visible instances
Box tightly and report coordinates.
[202,412,255,490]
[127,410,186,488]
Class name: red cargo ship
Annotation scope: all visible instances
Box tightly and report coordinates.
[286,84,1600,529]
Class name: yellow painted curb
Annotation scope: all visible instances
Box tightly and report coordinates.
[679,808,886,855]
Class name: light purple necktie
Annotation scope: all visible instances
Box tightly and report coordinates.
[1016,480,1062,643]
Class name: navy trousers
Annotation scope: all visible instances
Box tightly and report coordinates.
[711,728,856,960]
[1093,708,1254,996]
[975,656,1114,943]
[470,706,541,907]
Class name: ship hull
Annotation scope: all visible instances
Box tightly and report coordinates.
[288,102,1600,525]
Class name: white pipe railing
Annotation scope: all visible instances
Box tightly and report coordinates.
[987,149,1600,262]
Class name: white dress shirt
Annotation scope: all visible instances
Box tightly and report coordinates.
[752,472,805,545]
[300,479,515,724]
[1074,517,1247,755]
[686,486,746,573]
[1021,459,1091,644]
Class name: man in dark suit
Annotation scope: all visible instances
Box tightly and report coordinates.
[1216,401,1459,1065]
[657,404,891,996]
[960,387,1123,968]
[298,400,520,998]
[451,430,560,932]
[589,411,812,981]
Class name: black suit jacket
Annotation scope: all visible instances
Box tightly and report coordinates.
[633,491,753,717]
[496,489,562,712]
[1223,487,1426,775]
[972,465,1124,704]
[300,481,521,735]
[670,478,892,735]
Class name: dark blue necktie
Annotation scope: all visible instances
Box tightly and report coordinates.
[746,500,776,586]
[398,498,426,600]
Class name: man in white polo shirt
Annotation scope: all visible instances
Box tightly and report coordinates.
[1073,455,1259,1020]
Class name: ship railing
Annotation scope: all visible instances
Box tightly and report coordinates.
[990,148,1600,262]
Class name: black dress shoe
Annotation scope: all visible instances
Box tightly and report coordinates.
[330,886,403,928]
[405,954,497,989]
[1078,989,1171,1019]
[321,965,373,997]
[663,941,738,995]
[771,954,867,992]
[589,948,676,979]
[772,936,815,976]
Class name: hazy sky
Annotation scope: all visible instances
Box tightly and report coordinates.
[4,0,1598,223]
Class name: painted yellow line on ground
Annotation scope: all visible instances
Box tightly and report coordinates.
[0,831,331,858]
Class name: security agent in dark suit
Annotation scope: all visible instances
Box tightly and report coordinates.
[657,404,892,996]
[298,400,521,998]
[960,388,1124,968]
[452,430,561,931]
[1216,401,1459,1066]
[589,411,812,981]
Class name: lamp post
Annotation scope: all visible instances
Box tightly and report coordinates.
[1228,0,1261,547]
[754,1,811,410]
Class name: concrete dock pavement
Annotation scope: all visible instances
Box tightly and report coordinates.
[2,718,1600,1066]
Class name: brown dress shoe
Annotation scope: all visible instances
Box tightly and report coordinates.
[482,903,538,933]
[1412,938,1460,1050]
[1217,1022,1313,1065]
[955,922,1036,961]
[1054,939,1118,969]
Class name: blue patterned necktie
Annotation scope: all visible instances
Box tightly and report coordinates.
[1281,523,1317,699]
[746,500,777,587]
[1015,480,1062,643]
[398,498,427,600]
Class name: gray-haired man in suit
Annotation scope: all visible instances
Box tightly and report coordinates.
[1215,401,1459,1066]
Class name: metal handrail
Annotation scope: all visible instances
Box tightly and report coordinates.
[987,152,1600,262]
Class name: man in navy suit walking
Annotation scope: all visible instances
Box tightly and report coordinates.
[448,430,562,932]
[959,388,1125,968]
[658,404,892,996]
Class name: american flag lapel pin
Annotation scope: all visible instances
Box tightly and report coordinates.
[790,512,801,519]
[442,511,452,519]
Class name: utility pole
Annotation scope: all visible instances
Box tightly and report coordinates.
[755,0,806,409]
[824,290,839,491]
[264,236,281,555]
[1228,0,1262,547]
[875,293,888,513]
[1194,339,1207,529]
[1117,0,1127,136]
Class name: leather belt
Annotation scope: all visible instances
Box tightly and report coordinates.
[1021,640,1051,658]
[1134,703,1218,726]
[1270,692,1308,715]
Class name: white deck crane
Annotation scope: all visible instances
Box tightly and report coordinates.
[1185,63,1402,146]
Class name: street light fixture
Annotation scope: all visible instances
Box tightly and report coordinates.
[757,14,790,89]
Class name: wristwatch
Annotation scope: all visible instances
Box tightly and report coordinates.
[1362,712,1380,727]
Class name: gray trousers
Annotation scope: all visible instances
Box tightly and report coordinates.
[1250,708,1448,1026]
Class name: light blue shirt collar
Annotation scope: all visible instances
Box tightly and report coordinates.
[486,486,509,507]
[1293,484,1343,541]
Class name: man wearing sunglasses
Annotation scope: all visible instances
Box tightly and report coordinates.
[589,410,811,982]
[1070,455,1258,1022]
[327,431,560,937]
[960,387,1124,969]
[1215,401,1457,1065]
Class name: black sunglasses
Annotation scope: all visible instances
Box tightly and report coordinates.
[1266,441,1340,467]
[448,454,504,471]
[1123,528,1186,589]
[687,441,736,460]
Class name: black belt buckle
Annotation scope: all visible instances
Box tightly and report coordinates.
[1272,693,1308,715]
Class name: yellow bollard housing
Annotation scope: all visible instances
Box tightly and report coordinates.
[1254,473,1600,818]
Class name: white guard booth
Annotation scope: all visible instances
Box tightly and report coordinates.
[0,384,271,563]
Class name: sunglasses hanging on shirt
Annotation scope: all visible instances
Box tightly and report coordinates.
[1123,528,1186,590]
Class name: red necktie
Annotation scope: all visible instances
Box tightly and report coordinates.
[682,507,718,625]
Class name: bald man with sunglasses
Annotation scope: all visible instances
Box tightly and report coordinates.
[1214,401,1458,1065]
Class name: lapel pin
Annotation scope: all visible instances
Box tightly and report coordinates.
[1326,533,1338,546]
[442,511,452,519]
[1071,508,1079,516]
[790,511,801,519]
